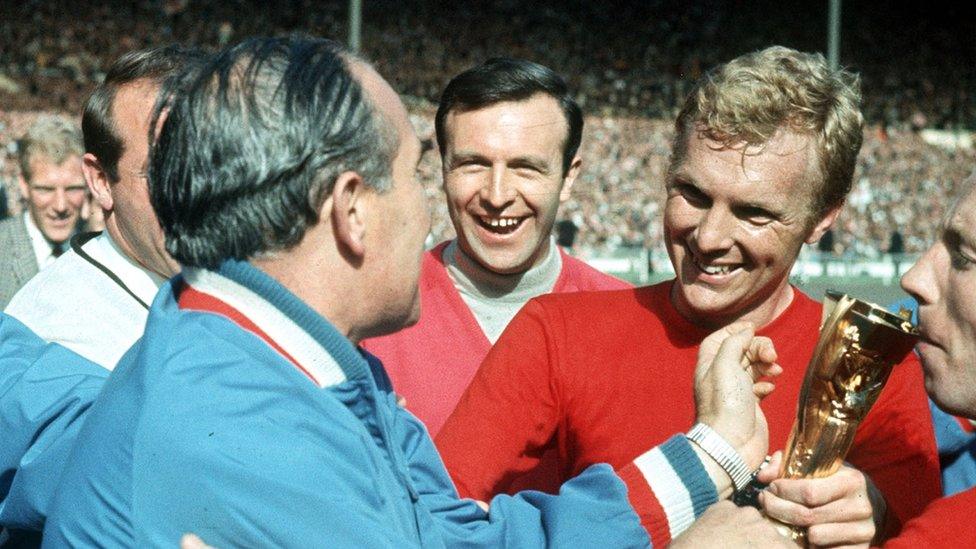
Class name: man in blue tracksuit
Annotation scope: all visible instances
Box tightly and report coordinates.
[0,314,107,546]
[43,37,788,548]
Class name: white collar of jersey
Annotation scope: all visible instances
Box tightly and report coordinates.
[182,266,360,389]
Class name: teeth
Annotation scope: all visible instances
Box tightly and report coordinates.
[694,258,737,275]
[481,216,520,228]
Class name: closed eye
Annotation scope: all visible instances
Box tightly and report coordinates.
[673,182,710,207]
[734,205,778,225]
[450,156,490,171]
[509,158,550,176]
[945,229,976,269]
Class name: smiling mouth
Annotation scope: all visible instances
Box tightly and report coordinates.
[692,255,743,277]
[477,215,526,235]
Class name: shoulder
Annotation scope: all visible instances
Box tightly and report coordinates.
[5,251,141,365]
[0,217,26,252]
[0,216,23,234]
[558,251,634,291]
[523,283,663,333]
[0,216,28,245]
[9,251,91,306]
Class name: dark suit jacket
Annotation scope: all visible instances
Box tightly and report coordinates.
[0,216,39,309]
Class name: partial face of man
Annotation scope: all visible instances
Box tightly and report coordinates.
[19,154,86,244]
[354,63,430,331]
[901,178,976,418]
[98,79,180,278]
[442,93,579,275]
[664,129,837,329]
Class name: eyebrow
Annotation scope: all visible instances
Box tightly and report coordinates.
[32,183,82,189]
[447,151,486,169]
[508,155,552,173]
[668,173,782,214]
[946,218,976,251]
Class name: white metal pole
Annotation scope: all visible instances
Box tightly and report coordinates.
[828,0,841,70]
[349,0,362,53]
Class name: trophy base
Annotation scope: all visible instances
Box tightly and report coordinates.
[770,518,807,547]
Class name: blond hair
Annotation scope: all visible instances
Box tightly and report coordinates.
[18,115,84,181]
[671,46,863,217]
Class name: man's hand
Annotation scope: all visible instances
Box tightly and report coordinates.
[670,501,795,548]
[757,456,886,548]
[694,322,781,470]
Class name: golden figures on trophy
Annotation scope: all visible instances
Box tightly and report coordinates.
[775,291,918,545]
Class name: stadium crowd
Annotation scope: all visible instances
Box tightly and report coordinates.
[0,7,975,545]
[2,1,973,128]
[1,1,972,258]
[3,110,969,259]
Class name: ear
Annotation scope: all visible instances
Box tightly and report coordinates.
[82,153,114,211]
[558,155,582,203]
[329,171,368,259]
[805,203,843,245]
[17,172,29,200]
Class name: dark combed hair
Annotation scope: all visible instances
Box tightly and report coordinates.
[149,36,397,269]
[82,45,207,182]
[434,57,583,174]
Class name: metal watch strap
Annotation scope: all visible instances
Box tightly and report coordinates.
[687,423,754,493]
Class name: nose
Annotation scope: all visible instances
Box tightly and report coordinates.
[901,243,943,306]
[693,207,735,253]
[52,187,69,213]
[479,166,515,210]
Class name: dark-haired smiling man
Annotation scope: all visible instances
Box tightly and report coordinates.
[363,58,629,438]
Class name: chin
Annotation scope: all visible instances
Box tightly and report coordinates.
[402,311,421,329]
[43,230,71,244]
[930,388,976,419]
[678,287,735,314]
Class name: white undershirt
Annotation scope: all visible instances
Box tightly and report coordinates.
[22,211,61,270]
[443,237,562,344]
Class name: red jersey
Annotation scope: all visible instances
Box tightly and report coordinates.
[437,281,940,533]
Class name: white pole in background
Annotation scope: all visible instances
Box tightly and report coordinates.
[828,0,841,70]
[349,0,362,53]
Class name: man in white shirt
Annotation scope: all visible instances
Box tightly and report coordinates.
[5,46,203,369]
[0,116,85,308]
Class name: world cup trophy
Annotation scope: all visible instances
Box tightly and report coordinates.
[774,291,918,545]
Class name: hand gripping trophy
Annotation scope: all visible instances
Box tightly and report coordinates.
[776,291,919,545]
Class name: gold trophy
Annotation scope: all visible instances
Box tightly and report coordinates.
[775,291,918,545]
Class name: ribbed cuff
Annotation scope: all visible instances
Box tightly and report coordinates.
[617,435,719,546]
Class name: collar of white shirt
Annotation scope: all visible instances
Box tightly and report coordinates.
[22,211,62,270]
[82,231,168,306]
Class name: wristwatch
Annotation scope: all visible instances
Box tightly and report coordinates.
[687,422,754,493]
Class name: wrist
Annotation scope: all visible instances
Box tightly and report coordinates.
[689,441,735,499]
[686,423,753,500]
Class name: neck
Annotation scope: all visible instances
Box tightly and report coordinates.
[444,238,563,343]
[251,254,350,340]
[104,213,179,279]
[671,283,795,332]
[446,238,561,300]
